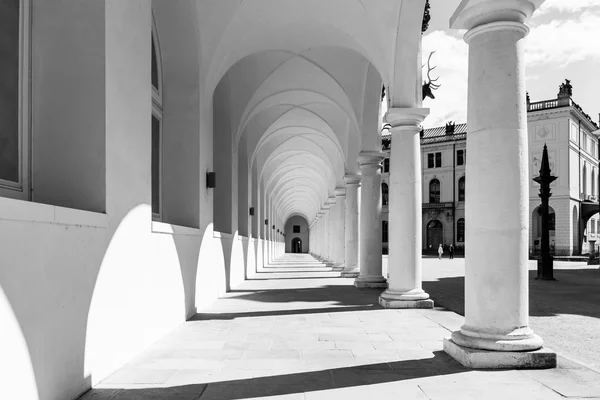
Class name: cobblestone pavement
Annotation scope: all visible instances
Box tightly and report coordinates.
[80,255,600,400]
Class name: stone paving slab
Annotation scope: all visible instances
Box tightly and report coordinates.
[80,255,600,400]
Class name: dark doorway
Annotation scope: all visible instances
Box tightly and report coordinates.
[427,220,443,249]
[291,237,302,253]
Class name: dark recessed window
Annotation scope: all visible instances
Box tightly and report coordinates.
[458,177,465,202]
[457,149,465,166]
[383,158,390,173]
[382,221,388,243]
[151,115,161,216]
[457,218,465,242]
[428,152,442,168]
[382,183,388,206]
[429,179,440,203]
[293,225,300,233]
[0,0,21,185]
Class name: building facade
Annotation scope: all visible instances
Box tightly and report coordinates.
[381,81,600,256]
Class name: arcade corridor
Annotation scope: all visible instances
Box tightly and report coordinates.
[79,254,592,400]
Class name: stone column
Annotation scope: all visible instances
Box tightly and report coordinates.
[380,108,433,309]
[444,0,555,369]
[326,196,337,262]
[322,206,331,261]
[334,188,347,267]
[342,175,361,277]
[355,152,387,288]
[316,212,324,259]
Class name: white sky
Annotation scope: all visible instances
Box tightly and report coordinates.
[421,0,600,128]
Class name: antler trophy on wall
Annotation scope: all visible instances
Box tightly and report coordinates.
[422,51,441,100]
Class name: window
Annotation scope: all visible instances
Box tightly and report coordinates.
[151,24,163,220]
[458,176,465,202]
[457,218,465,242]
[382,221,388,243]
[293,225,300,233]
[382,183,388,206]
[429,179,440,203]
[583,163,587,197]
[0,0,30,200]
[383,158,390,173]
[592,219,596,234]
[428,152,442,168]
[457,149,465,166]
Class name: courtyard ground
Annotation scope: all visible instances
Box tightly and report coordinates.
[79,255,600,400]
[422,257,600,372]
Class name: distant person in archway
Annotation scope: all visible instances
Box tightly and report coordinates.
[449,244,454,259]
[438,244,444,260]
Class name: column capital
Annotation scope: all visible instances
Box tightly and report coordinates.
[358,151,385,168]
[334,187,346,197]
[450,0,544,31]
[463,21,529,44]
[384,108,429,130]
[344,174,361,186]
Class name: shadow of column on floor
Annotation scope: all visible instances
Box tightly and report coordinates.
[79,351,465,399]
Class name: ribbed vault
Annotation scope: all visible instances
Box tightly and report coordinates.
[208,0,427,246]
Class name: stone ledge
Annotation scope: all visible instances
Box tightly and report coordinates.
[341,271,360,278]
[444,338,557,369]
[379,297,434,309]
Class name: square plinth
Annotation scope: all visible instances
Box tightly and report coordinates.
[341,271,359,278]
[379,297,434,309]
[444,338,557,369]
[354,280,388,288]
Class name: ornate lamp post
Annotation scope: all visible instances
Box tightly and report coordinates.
[533,144,557,280]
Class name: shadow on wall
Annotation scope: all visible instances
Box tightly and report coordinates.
[0,199,259,400]
[84,204,189,386]
[0,287,40,400]
[79,352,464,400]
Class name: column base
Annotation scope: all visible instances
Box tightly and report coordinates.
[379,296,434,309]
[354,276,387,288]
[443,338,556,369]
[341,270,360,278]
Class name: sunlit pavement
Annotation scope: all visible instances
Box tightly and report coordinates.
[422,258,600,373]
[80,255,600,399]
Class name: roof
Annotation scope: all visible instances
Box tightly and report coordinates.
[420,123,468,144]
[381,122,468,146]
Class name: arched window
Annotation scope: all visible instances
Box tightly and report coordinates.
[429,179,440,203]
[458,176,465,202]
[382,220,388,243]
[151,19,163,220]
[457,218,465,243]
[382,183,389,206]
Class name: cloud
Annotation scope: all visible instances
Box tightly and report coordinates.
[420,7,600,128]
[537,0,599,14]
[422,30,468,128]
[527,10,600,68]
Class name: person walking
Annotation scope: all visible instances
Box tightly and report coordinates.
[438,244,443,260]
[449,244,454,260]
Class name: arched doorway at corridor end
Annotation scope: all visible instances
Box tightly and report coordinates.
[291,238,303,253]
[284,216,309,253]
